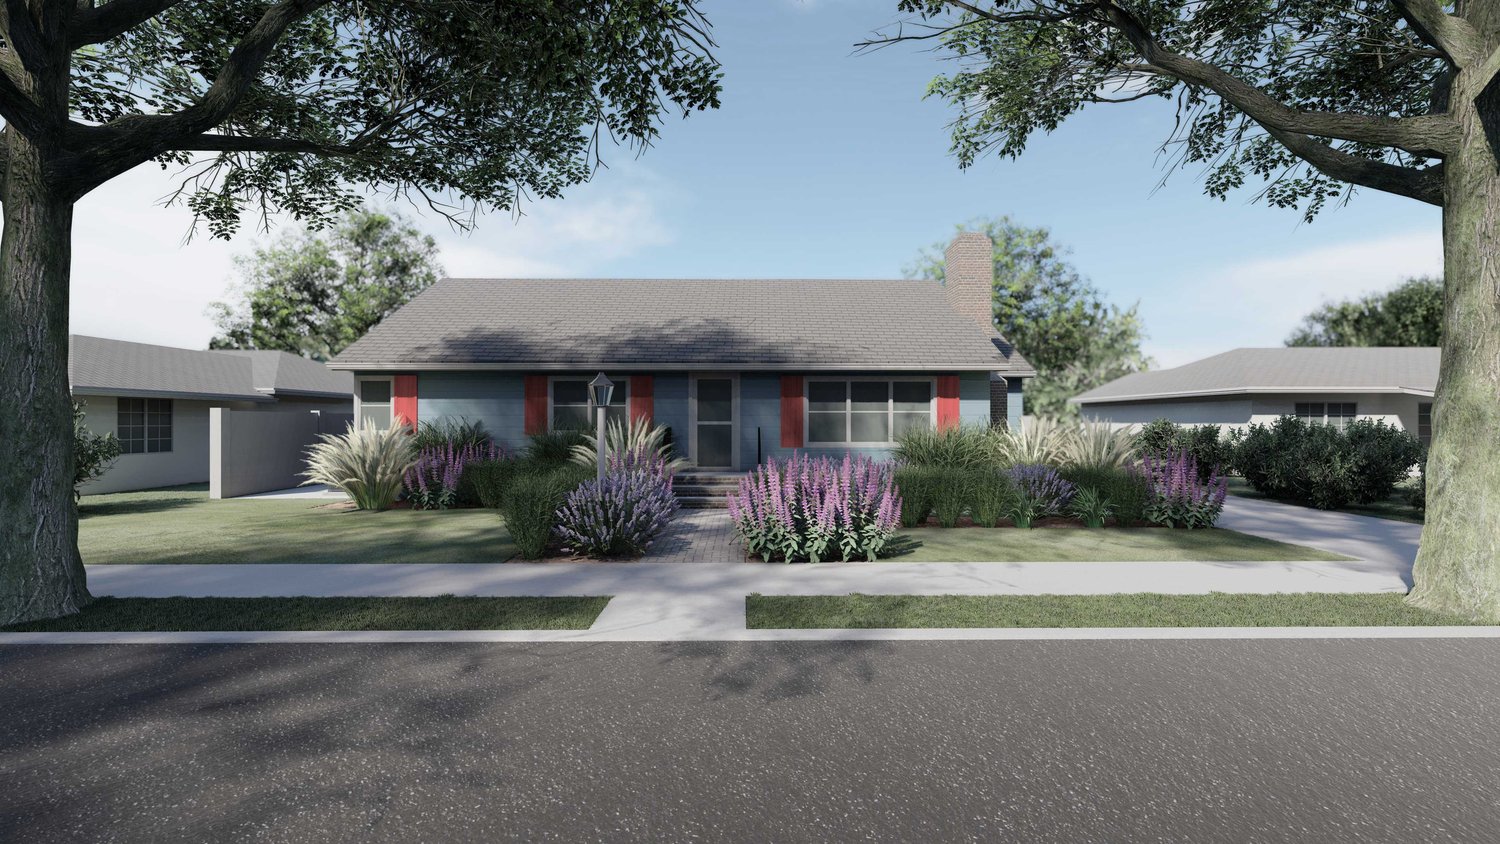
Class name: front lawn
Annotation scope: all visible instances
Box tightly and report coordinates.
[1226,477,1424,524]
[746,593,1470,629]
[880,526,1347,562]
[79,486,517,564]
[2,596,608,632]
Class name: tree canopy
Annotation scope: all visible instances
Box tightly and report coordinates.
[48,0,722,235]
[906,216,1150,416]
[209,207,442,359]
[1286,276,1444,347]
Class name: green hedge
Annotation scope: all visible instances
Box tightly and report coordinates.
[1230,416,1421,510]
[494,461,593,559]
[894,464,1151,528]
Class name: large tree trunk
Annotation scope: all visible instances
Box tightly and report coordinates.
[0,134,91,625]
[1407,69,1500,621]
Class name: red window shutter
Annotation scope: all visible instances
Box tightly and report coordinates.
[393,375,418,431]
[523,375,548,435]
[780,375,804,448]
[936,375,960,431]
[629,375,654,424]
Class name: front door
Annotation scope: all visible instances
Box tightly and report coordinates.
[691,375,737,469]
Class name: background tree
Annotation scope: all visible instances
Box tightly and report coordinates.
[0,1,721,625]
[879,1,1500,621]
[1286,276,1444,347]
[906,216,1151,417]
[71,400,119,499]
[209,207,442,360]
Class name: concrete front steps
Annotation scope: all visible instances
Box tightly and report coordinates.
[675,471,743,509]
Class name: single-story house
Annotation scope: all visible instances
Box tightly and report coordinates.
[328,233,1035,470]
[1071,347,1438,445]
[71,335,354,493]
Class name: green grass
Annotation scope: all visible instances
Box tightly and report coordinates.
[79,485,516,564]
[2,596,609,632]
[746,593,1472,629]
[881,526,1348,562]
[1226,477,1424,524]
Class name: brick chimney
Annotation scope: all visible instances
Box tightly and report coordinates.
[944,231,995,333]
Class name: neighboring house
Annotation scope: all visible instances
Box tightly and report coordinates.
[71,335,354,493]
[328,233,1035,470]
[1071,347,1438,445]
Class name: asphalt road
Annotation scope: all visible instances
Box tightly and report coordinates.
[3,640,1499,843]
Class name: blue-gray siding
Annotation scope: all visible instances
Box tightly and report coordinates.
[403,370,1003,469]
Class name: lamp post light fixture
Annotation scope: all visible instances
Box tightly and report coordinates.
[589,373,614,483]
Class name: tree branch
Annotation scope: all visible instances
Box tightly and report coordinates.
[69,0,186,49]
[1260,122,1444,206]
[1391,0,1480,67]
[169,132,368,156]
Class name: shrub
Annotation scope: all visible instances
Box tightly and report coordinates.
[1101,470,1152,526]
[967,468,1012,527]
[525,429,589,466]
[893,424,999,468]
[1136,450,1227,529]
[303,422,417,510]
[727,454,901,562]
[569,415,687,471]
[1069,487,1112,528]
[893,465,938,527]
[1229,416,1420,510]
[555,451,679,558]
[931,468,970,528]
[500,463,592,559]
[412,417,491,451]
[465,459,514,509]
[1006,464,1075,528]
[1137,419,1228,482]
[73,399,120,497]
[1063,421,1138,471]
[404,440,505,510]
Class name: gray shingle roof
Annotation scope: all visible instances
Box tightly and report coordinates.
[1071,347,1440,405]
[329,278,1034,374]
[69,335,352,401]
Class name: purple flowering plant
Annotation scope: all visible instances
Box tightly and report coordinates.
[1005,463,1076,528]
[554,447,680,558]
[726,453,902,563]
[1134,448,1227,529]
[404,439,504,510]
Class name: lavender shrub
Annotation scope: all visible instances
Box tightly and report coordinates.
[1006,464,1076,528]
[554,450,680,558]
[404,440,504,510]
[727,453,901,563]
[1135,449,1227,528]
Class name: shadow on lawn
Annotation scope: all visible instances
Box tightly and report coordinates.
[78,484,210,518]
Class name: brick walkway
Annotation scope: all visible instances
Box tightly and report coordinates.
[643,510,741,563]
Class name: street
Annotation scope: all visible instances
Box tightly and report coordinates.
[3,640,1498,842]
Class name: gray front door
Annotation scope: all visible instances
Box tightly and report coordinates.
[691,376,737,469]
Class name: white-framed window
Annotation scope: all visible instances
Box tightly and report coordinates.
[1295,401,1357,430]
[118,398,172,454]
[356,377,394,429]
[806,378,934,446]
[550,376,629,432]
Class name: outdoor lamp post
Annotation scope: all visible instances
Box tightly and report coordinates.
[589,373,614,483]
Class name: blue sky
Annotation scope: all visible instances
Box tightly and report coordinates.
[69,0,1443,367]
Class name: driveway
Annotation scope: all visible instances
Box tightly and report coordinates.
[1220,495,1421,585]
[3,640,1497,842]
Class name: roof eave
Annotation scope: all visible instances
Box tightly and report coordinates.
[71,386,277,403]
[1071,385,1437,404]
[328,361,1016,373]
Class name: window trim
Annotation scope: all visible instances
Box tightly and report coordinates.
[1295,401,1358,430]
[547,374,629,433]
[354,376,395,429]
[803,376,937,448]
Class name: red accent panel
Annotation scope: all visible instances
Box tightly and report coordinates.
[629,375,654,424]
[523,375,548,435]
[393,375,418,431]
[780,376,805,448]
[936,375,961,431]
